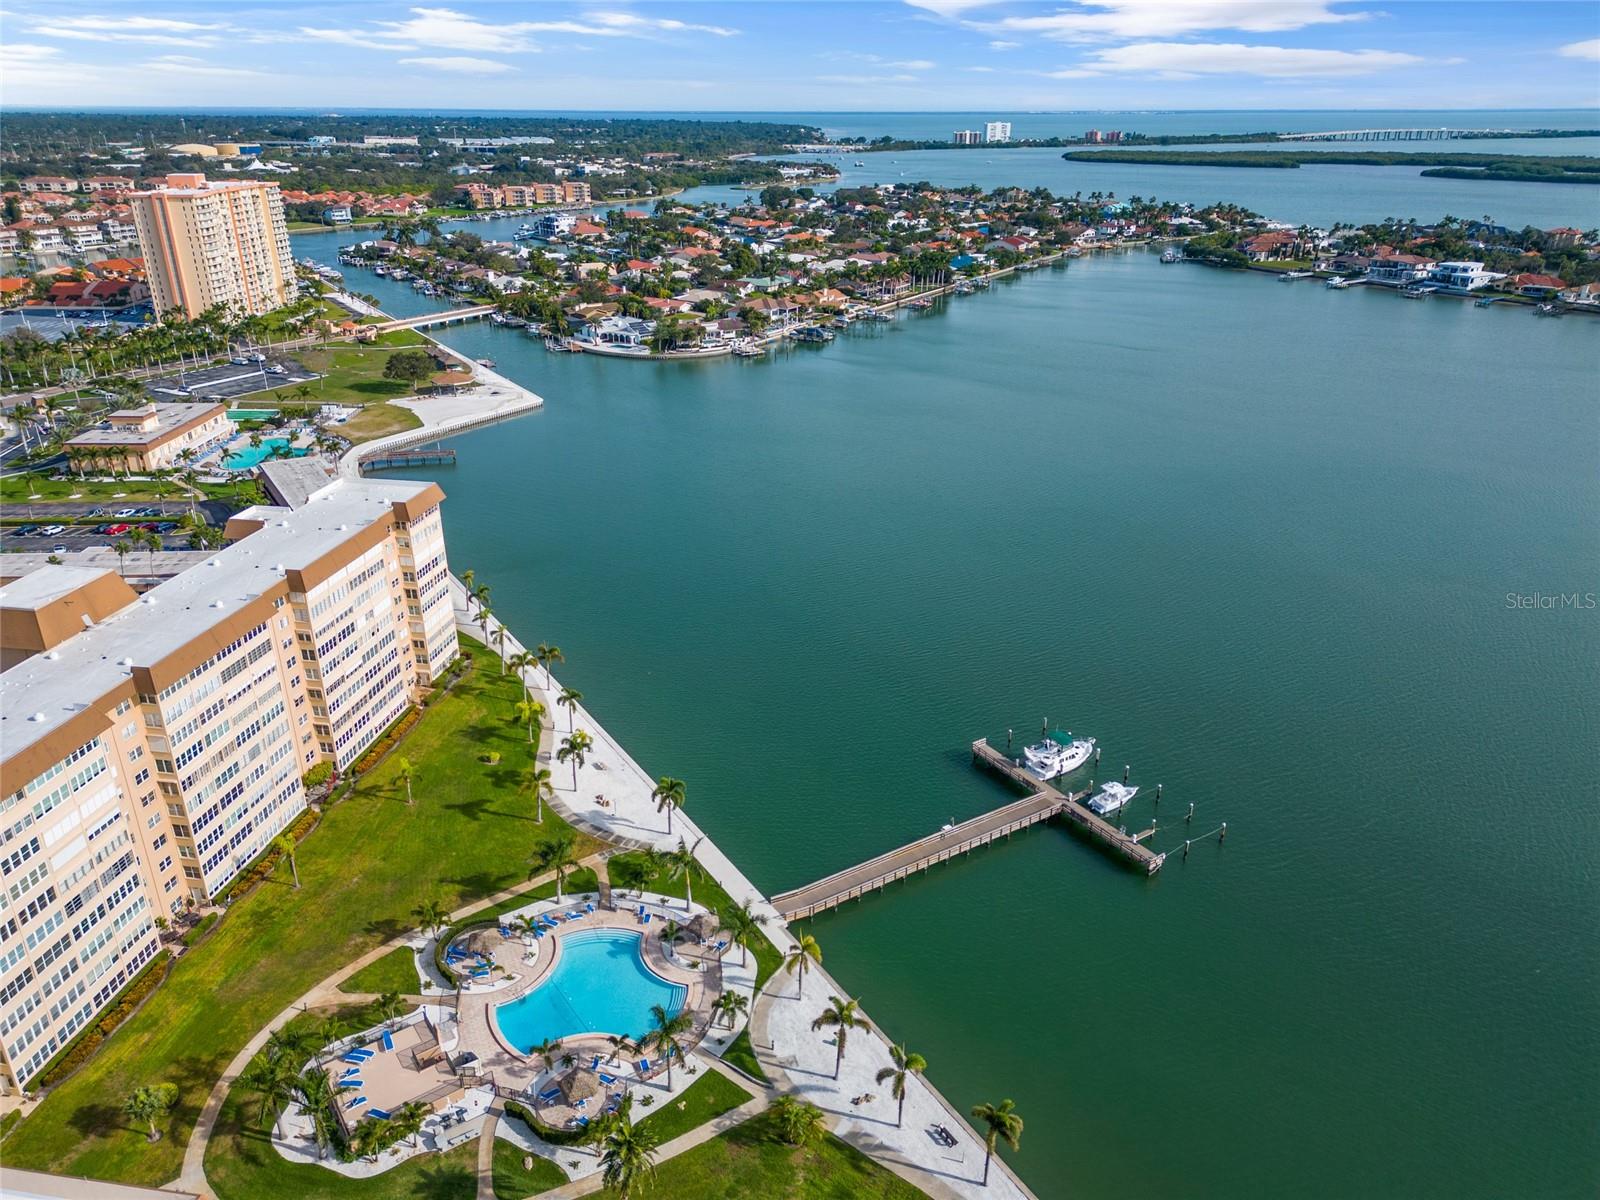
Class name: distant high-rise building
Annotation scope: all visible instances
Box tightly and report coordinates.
[1083,129,1123,144]
[129,173,297,320]
[984,121,1012,144]
[953,129,983,145]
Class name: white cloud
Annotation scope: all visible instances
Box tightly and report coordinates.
[927,1,1371,42]
[400,55,515,73]
[27,13,233,46]
[963,65,997,72]
[299,6,736,53]
[824,52,935,69]
[988,40,1021,50]
[817,73,921,85]
[1557,38,1600,61]
[1046,41,1423,78]
[140,54,265,78]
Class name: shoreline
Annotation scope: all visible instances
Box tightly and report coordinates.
[460,591,1042,1200]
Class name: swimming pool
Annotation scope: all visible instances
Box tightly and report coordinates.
[226,408,278,421]
[222,437,309,469]
[494,929,686,1050]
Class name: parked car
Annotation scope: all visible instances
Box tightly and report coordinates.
[105,523,131,535]
[15,524,38,535]
[114,508,138,518]
[39,524,65,535]
[87,507,107,517]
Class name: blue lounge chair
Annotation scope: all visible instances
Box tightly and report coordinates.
[537,1087,561,1103]
[367,1108,391,1121]
[642,912,652,925]
[584,902,596,913]
[380,1029,394,1052]
[345,1095,367,1111]
[634,1059,651,1075]
[340,1077,363,1090]
[340,1053,366,1065]
[591,1055,602,1070]
[350,1047,374,1060]
[576,1116,589,1127]
[636,905,645,921]
[598,1072,618,1086]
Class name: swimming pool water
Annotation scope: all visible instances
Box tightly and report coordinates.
[226,409,278,421]
[222,437,308,469]
[494,929,686,1049]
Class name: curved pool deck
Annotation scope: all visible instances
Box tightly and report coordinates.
[451,895,722,1094]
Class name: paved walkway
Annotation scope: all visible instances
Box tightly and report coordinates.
[457,591,1039,1200]
[476,1103,503,1200]
[170,862,590,1197]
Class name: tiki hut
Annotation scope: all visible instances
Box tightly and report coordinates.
[686,913,720,943]
[557,1068,601,1105]
[465,928,499,956]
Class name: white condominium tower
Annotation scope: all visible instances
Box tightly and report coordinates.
[985,121,1013,143]
[130,172,297,319]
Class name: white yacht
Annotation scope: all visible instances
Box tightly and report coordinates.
[1021,731,1096,780]
[1086,781,1138,817]
[1326,276,1350,289]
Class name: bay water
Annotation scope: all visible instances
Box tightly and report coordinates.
[307,209,1597,1198]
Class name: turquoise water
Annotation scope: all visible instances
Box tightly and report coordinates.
[221,438,307,469]
[226,409,278,421]
[307,232,1598,1198]
[494,929,687,1048]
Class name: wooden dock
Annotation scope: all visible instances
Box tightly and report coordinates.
[971,738,1164,876]
[770,736,1164,921]
[358,447,457,473]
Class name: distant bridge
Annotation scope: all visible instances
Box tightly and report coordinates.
[1277,128,1517,143]
[375,305,498,332]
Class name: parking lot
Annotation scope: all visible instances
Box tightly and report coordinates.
[2,499,236,556]
[144,355,320,403]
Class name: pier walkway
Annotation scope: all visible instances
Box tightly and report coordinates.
[1277,127,1516,142]
[771,790,1069,920]
[373,304,498,332]
[772,736,1164,920]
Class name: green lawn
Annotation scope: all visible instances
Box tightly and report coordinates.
[720,1029,768,1084]
[609,851,783,990]
[253,343,430,411]
[337,947,422,997]
[635,1069,751,1145]
[337,403,425,445]
[0,473,265,506]
[643,1107,928,1200]
[491,1138,567,1200]
[4,640,600,1187]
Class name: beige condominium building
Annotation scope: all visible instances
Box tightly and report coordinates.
[129,172,297,319]
[64,402,235,474]
[0,476,456,1093]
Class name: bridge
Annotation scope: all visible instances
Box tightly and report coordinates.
[770,737,1164,921]
[373,305,498,332]
[1277,128,1516,143]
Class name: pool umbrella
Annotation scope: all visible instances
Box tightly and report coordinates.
[466,929,498,955]
[558,1068,601,1104]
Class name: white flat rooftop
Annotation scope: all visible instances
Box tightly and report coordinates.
[0,564,119,611]
[0,477,432,771]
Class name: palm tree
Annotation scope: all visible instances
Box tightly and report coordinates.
[535,642,563,688]
[490,625,508,672]
[971,1098,1024,1187]
[530,1036,564,1073]
[512,913,540,947]
[782,933,822,999]
[599,1115,660,1199]
[718,900,765,969]
[293,1067,343,1160]
[524,764,554,825]
[508,650,538,697]
[876,1043,928,1129]
[531,829,578,900]
[392,1099,430,1148]
[651,776,686,835]
[349,1116,387,1163]
[770,1094,824,1146]
[396,755,414,806]
[515,697,546,745]
[273,833,299,889]
[241,1049,299,1140]
[556,685,583,731]
[643,1002,693,1088]
[605,1033,634,1065]
[112,537,132,576]
[122,1083,179,1142]
[557,729,592,790]
[460,568,476,607]
[811,994,869,1081]
[712,990,748,1030]
[477,604,494,648]
[665,838,703,910]
[411,897,449,939]
[472,583,492,619]
[376,990,405,1027]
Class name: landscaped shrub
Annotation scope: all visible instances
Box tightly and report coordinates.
[503,1099,592,1147]
[36,952,170,1088]
[213,809,317,905]
[350,707,421,776]
[181,913,219,947]
[302,762,334,789]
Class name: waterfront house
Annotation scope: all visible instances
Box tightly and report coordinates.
[1556,281,1600,308]
[1503,273,1567,298]
[1427,261,1502,293]
[1319,252,1372,275]
[1540,227,1586,249]
[580,314,654,348]
[1367,253,1435,284]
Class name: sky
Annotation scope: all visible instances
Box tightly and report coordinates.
[1,1,1597,111]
